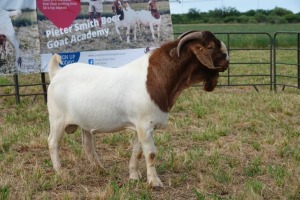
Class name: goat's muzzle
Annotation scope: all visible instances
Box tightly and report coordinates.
[217,59,229,72]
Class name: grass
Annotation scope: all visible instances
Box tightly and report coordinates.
[1,85,300,199]
[173,23,300,36]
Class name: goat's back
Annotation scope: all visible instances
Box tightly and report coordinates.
[137,10,161,26]
[115,7,137,27]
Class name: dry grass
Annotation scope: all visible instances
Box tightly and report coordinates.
[1,83,300,199]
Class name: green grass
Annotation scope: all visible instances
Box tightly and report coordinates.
[173,23,300,48]
[173,23,300,36]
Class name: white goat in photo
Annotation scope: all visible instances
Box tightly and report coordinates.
[137,10,161,40]
[47,31,229,187]
[114,2,137,43]
[0,9,22,66]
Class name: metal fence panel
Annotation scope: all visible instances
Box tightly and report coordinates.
[1,31,300,103]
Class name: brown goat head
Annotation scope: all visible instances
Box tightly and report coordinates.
[177,30,229,72]
[146,30,229,112]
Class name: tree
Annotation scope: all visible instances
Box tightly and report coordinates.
[187,8,201,19]
[270,7,293,17]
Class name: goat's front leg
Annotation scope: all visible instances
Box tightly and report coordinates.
[126,25,131,43]
[137,126,163,187]
[129,132,142,180]
[149,23,156,39]
[133,24,137,42]
[115,25,122,41]
[82,129,104,169]
[156,24,161,41]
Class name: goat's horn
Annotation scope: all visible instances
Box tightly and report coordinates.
[177,31,204,57]
[177,30,199,40]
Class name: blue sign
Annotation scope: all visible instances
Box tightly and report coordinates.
[57,52,80,67]
[88,59,94,65]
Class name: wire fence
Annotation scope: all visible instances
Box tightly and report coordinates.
[0,31,299,104]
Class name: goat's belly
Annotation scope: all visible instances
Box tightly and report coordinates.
[67,106,134,133]
[64,100,169,133]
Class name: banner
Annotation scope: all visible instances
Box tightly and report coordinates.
[0,0,40,75]
[0,0,173,74]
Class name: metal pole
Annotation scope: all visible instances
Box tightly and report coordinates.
[297,33,300,89]
[273,33,277,92]
[13,74,20,104]
[269,33,273,91]
[41,72,47,103]
[227,33,230,86]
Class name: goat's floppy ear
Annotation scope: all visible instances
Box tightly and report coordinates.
[190,44,217,70]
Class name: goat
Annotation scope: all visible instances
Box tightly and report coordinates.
[47,30,229,187]
[113,2,137,43]
[137,10,161,40]
[0,9,22,66]
[137,0,161,41]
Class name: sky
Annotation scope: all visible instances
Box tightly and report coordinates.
[169,0,300,14]
[0,0,299,14]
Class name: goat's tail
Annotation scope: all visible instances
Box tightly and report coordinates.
[48,53,62,81]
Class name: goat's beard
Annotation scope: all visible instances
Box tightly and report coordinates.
[203,74,219,92]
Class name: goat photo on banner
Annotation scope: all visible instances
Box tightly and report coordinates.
[37,0,173,71]
[0,0,40,75]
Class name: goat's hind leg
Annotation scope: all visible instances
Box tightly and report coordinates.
[81,129,104,169]
[129,132,142,180]
[48,119,65,172]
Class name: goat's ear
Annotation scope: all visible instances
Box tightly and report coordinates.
[190,44,215,69]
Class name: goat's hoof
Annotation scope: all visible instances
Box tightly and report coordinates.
[129,170,142,180]
[148,177,163,188]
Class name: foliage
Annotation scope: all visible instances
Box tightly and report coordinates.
[172,6,300,24]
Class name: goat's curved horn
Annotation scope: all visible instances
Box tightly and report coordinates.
[177,30,199,40]
[177,31,204,57]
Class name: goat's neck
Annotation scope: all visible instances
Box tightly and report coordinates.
[146,45,209,113]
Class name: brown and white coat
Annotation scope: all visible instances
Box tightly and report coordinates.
[47,30,229,187]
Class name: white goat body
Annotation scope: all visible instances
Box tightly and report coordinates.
[0,9,21,64]
[47,31,229,187]
[48,53,168,187]
[48,54,168,133]
[114,3,137,43]
[137,9,161,40]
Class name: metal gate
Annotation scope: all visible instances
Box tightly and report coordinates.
[0,31,299,104]
[273,32,300,91]
[214,32,273,91]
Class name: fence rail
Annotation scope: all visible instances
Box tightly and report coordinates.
[0,31,299,104]
[273,31,300,91]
